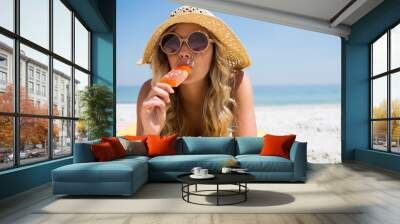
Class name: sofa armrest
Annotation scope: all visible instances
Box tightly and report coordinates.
[73,139,101,163]
[289,141,307,181]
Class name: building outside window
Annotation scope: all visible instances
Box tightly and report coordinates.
[28,81,34,94]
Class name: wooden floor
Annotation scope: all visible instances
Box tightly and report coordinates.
[0,162,400,224]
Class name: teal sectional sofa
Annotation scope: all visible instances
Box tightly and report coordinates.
[52,137,307,196]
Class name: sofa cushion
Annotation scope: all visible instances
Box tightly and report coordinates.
[179,137,235,155]
[52,158,148,183]
[236,155,293,172]
[148,154,235,172]
[114,155,150,164]
[235,137,263,155]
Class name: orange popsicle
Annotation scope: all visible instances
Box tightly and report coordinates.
[160,65,192,87]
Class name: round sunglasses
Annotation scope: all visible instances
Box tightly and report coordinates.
[159,30,214,55]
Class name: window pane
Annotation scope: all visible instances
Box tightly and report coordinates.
[0,0,14,31]
[53,59,72,117]
[20,44,49,115]
[74,69,89,118]
[74,17,89,70]
[391,24,400,70]
[392,120,400,153]
[0,34,14,112]
[372,33,387,76]
[75,119,88,143]
[372,77,387,119]
[0,116,13,170]
[20,117,49,165]
[20,0,49,49]
[392,72,400,118]
[53,0,72,60]
[53,119,72,157]
[372,121,388,151]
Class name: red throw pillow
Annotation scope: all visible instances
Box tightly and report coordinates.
[101,137,127,158]
[260,134,296,159]
[91,142,117,161]
[146,134,178,157]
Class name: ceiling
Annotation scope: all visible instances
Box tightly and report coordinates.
[173,0,384,39]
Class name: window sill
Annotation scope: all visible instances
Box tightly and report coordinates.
[0,156,72,175]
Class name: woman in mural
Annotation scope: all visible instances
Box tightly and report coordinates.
[136,5,256,137]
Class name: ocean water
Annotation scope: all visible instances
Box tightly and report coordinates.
[117,84,340,105]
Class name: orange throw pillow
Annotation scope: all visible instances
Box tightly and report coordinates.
[91,142,117,161]
[260,134,296,159]
[146,134,178,157]
[101,137,127,158]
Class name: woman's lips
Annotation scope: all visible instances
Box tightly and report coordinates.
[175,58,195,68]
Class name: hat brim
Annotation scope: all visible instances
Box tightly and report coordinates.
[138,13,251,70]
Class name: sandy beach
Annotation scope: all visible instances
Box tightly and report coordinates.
[117,103,341,164]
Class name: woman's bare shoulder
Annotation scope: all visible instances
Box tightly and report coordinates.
[137,79,153,101]
[136,79,152,135]
[233,70,250,93]
[136,79,152,107]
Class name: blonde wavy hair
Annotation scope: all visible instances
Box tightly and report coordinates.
[150,24,240,136]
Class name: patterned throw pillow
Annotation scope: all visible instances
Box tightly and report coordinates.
[118,137,147,156]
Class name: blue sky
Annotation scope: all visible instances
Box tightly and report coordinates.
[117,0,341,87]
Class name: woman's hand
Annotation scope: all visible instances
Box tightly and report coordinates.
[140,82,174,135]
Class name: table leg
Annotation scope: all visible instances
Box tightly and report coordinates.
[245,183,247,201]
[195,184,197,192]
[187,184,190,202]
[217,184,219,206]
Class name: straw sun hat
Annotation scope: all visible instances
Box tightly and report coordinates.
[137,5,251,71]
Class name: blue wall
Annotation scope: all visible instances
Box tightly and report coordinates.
[0,0,116,200]
[343,0,400,171]
[70,0,116,135]
[92,32,115,135]
[0,158,72,199]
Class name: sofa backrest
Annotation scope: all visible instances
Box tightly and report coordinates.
[74,136,302,160]
[73,139,101,163]
[235,137,264,155]
[177,137,236,155]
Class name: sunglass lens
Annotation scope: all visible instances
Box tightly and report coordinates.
[188,32,208,52]
[161,34,180,54]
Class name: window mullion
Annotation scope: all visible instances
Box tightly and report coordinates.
[71,10,76,155]
[388,30,391,153]
[13,0,20,167]
[370,45,373,149]
[49,0,53,160]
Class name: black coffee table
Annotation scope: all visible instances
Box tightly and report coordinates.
[177,172,255,206]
